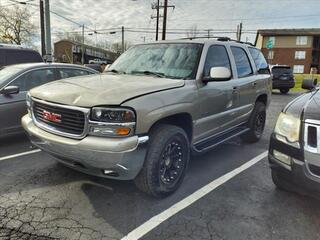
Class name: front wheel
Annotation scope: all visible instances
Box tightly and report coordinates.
[241,102,266,143]
[134,124,190,198]
[280,88,289,94]
[271,170,293,192]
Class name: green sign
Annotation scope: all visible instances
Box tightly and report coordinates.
[266,40,274,49]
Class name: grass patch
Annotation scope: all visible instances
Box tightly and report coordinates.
[291,74,320,92]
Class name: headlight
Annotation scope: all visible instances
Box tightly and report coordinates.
[91,107,135,123]
[274,112,301,143]
[89,107,136,137]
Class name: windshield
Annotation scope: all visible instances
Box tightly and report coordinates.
[108,43,203,79]
[272,67,292,75]
[0,66,23,87]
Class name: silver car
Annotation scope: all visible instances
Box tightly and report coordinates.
[0,63,98,137]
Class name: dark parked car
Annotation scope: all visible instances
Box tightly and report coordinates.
[271,65,295,94]
[0,44,43,67]
[0,63,98,137]
[269,78,320,199]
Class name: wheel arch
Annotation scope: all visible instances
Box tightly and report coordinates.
[148,112,193,141]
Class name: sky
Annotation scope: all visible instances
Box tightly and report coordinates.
[1,0,320,48]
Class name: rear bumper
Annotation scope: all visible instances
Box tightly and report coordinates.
[269,134,320,196]
[22,114,149,180]
[272,80,295,89]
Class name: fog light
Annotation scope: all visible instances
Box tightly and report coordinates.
[273,150,291,165]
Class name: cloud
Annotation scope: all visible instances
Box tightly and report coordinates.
[2,0,320,45]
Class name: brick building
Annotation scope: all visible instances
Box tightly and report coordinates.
[54,40,118,64]
[255,29,320,74]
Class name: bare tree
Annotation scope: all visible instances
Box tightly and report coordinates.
[111,41,131,55]
[186,25,199,39]
[0,6,36,46]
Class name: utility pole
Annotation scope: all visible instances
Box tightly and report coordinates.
[44,0,52,62]
[207,29,211,39]
[156,0,159,41]
[121,26,125,53]
[237,22,243,41]
[162,0,168,40]
[81,24,85,64]
[39,0,46,57]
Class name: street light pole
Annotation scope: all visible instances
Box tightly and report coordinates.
[44,0,52,62]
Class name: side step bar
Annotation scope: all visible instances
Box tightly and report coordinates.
[192,126,250,153]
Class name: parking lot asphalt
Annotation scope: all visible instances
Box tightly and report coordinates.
[1,91,319,240]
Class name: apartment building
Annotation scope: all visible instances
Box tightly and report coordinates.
[255,29,320,74]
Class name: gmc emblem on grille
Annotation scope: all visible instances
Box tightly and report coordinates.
[43,110,62,123]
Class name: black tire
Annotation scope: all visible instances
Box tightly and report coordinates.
[241,101,266,143]
[271,170,293,192]
[280,88,289,94]
[134,124,190,198]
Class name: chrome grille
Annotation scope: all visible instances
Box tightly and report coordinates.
[304,120,320,154]
[32,98,89,139]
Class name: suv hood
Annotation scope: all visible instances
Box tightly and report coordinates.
[284,89,320,121]
[30,73,185,107]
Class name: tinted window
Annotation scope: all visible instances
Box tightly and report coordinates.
[5,49,43,65]
[272,66,293,76]
[231,47,253,78]
[9,68,56,91]
[248,48,269,73]
[0,50,5,66]
[58,68,90,79]
[204,45,231,77]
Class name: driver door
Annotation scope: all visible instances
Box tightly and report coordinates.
[195,45,238,142]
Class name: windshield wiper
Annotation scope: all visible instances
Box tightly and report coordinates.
[131,70,166,78]
[106,69,126,74]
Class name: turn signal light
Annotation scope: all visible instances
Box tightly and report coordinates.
[115,127,131,136]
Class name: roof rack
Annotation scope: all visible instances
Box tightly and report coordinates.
[178,36,255,46]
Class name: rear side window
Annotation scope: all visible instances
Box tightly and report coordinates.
[58,68,91,79]
[9,68,56,91]
[203,45,231,77]
[5,49,43,65]
[248,48,269,73]
[231,47,253,78]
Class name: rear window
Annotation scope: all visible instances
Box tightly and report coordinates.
[5,49,43,66]
[272,66,292,75]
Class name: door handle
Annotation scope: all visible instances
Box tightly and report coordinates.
[232,86,239,94]
[252,82,257,88]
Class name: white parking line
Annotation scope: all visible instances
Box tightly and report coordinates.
[121,151,268,240]
[0,149,41,162]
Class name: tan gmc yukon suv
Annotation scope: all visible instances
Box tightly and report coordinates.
[22,38,271,197]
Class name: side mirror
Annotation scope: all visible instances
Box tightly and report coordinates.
[203,67,231,83]
[302,78,317,91]
[0,86,20,95]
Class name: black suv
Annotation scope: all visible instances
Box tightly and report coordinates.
[0,44,43,67]
[269,78,320,199]
[271,65,295,94]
